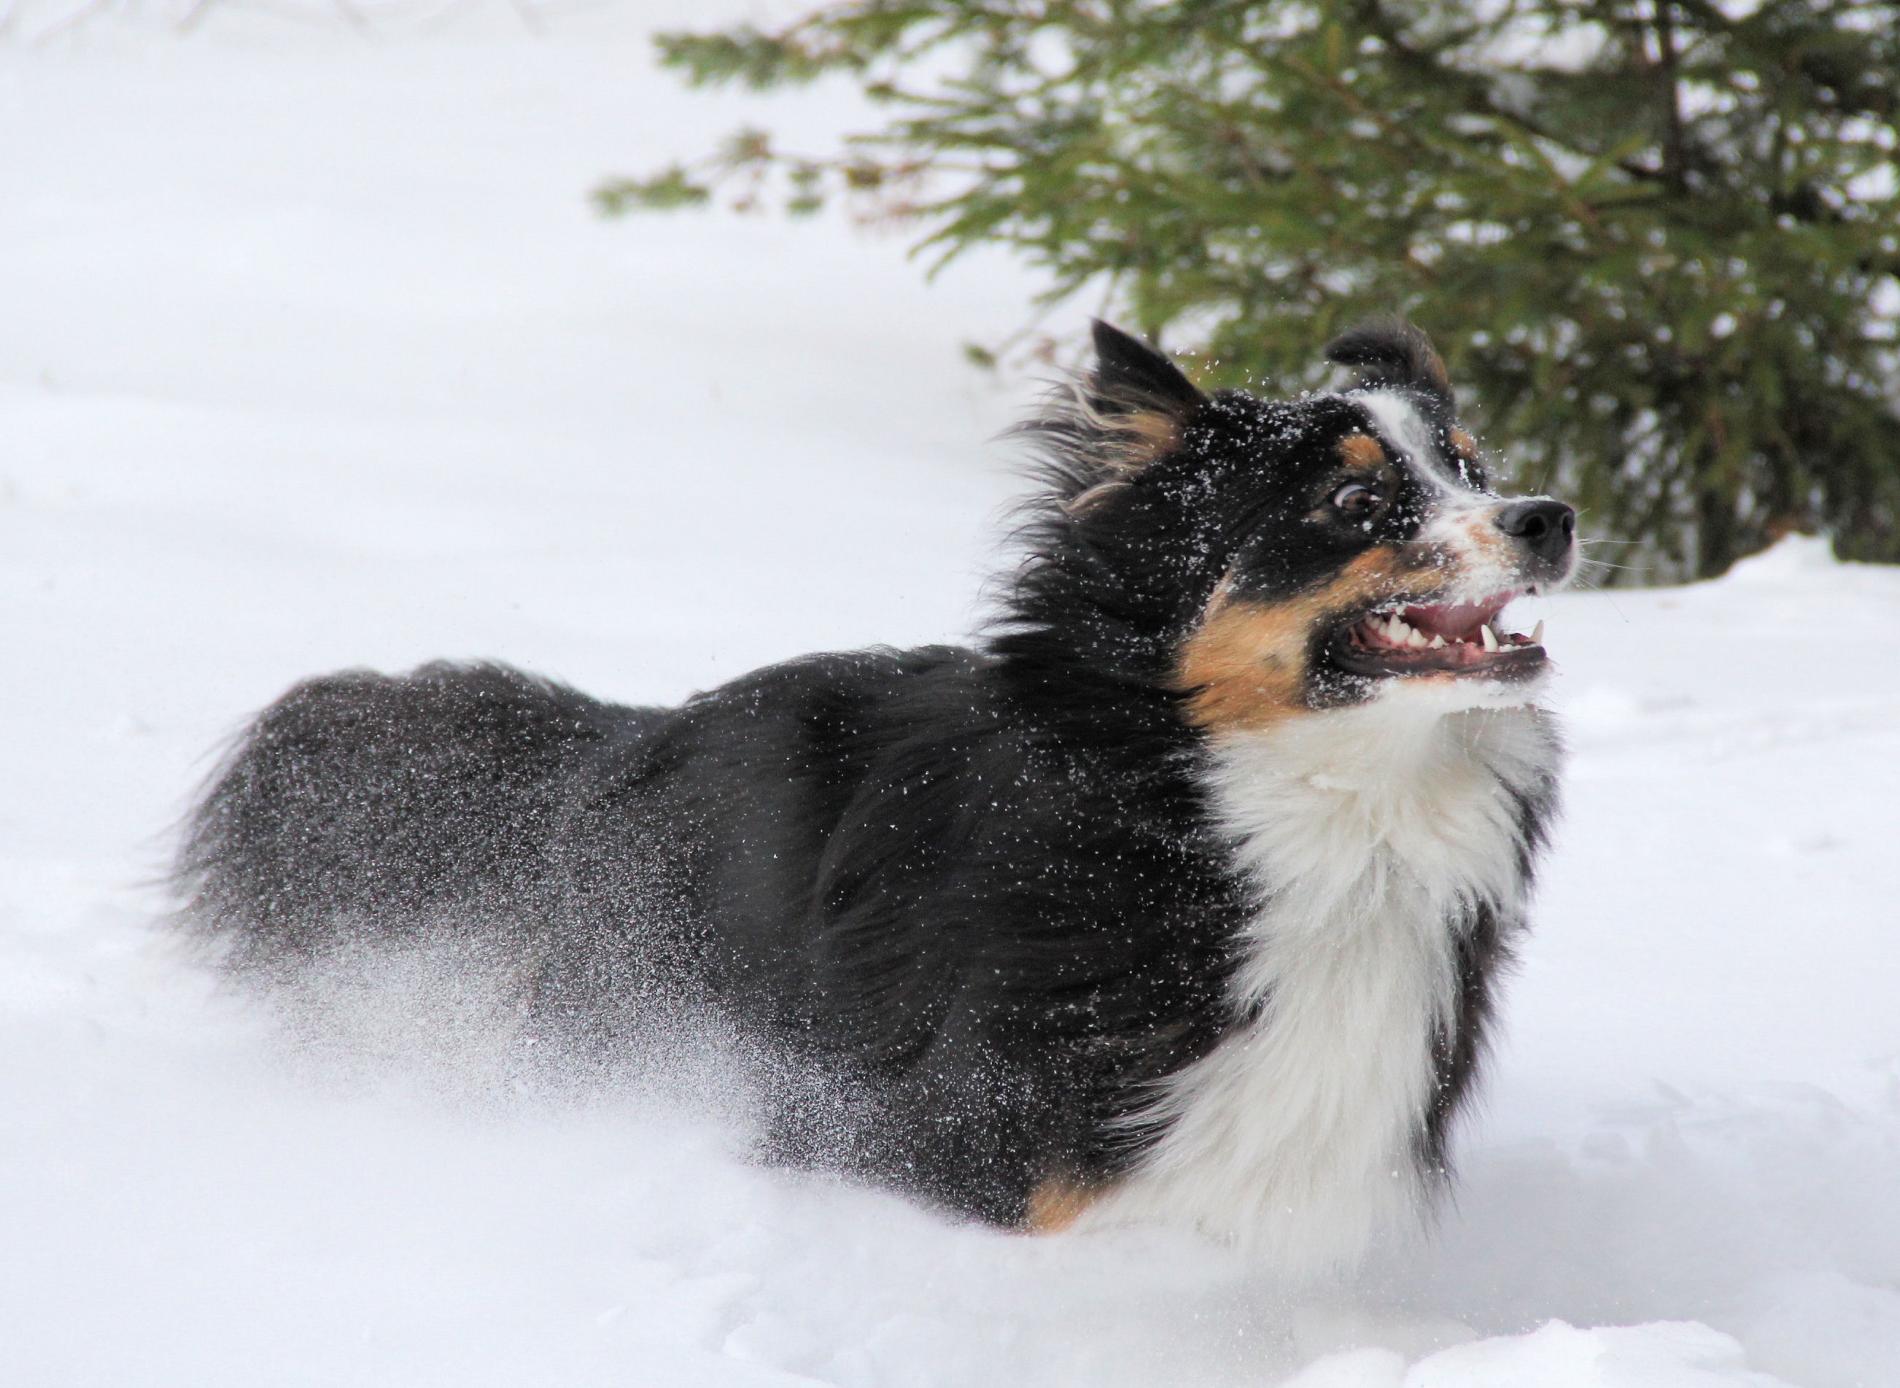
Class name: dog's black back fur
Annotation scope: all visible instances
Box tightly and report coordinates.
[182,646,1246,1221]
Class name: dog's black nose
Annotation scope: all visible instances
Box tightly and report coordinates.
[1496,499,1576,563]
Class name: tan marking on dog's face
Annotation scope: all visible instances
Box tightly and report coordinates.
[1418,505,1524,594]
[1176,546,1447,732]
[1337,433,1388,470]
[1458,508,1515,559]
[1448,427,1477,459]
[1176,599,1309,731]
[1023,1176,1108,1233]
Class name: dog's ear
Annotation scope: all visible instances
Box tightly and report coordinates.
[1325,317,1454,411]
[1088,320,1206,423]
[1074,321,1207,478]
[1023,322,1208,515]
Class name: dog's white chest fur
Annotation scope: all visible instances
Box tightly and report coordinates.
[1082,688,1560,1275]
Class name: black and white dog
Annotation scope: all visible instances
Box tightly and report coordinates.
[176,320,1573,1276]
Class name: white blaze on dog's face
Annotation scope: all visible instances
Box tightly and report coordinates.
[1152,321,1579,732]
[1354,388,1552,605]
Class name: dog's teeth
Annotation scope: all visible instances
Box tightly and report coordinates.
[1429,634,1446,649]
[1480,623,1500,652]
[1531,619,1545,645]
[1407,627,1429,649]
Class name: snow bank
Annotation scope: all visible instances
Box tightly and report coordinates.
[1291,1320,1790,1387]
[3,9,1896,1385]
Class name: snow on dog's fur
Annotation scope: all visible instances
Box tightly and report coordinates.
[175,319,1574,1278]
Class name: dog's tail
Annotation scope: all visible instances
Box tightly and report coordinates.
[174,660,623,971]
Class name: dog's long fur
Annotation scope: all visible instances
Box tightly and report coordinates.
[175,320,1573,1276]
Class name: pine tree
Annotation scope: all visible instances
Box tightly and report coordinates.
[598,0,1900,581]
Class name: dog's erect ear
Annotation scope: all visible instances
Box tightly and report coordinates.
[1325,317,1455,411]
[1089,320,1207,422]
[1025,322,1208,514]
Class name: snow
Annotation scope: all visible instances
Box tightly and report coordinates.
[4,9,1898,1385]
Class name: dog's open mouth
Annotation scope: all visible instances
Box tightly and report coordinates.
[1331,592,1546,680]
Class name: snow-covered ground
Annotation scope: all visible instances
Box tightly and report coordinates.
[4,9,1898,1385]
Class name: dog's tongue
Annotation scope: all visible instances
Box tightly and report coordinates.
[1403,598,1505,643]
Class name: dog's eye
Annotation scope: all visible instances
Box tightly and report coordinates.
[1331,483,1382,515]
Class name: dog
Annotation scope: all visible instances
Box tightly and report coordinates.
[175,318,1573,1277]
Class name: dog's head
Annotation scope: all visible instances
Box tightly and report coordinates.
[1027,319,1577,730]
